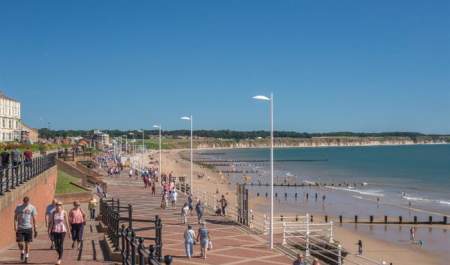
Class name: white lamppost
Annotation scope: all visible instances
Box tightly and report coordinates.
[138,129,145,171]
[153,124,162,177]
[181,115,193,193]
[253,93,274,249]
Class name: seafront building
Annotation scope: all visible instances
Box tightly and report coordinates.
[0,91,21,142]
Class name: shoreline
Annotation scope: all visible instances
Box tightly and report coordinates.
[149,149,446,265]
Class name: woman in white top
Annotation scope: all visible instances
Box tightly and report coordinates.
[48,201,71,265]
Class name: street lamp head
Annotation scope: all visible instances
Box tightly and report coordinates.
[153,125,161,128]
[181,116,191,121]
[253,95,270,101]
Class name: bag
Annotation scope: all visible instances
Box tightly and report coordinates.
[208,240,213,250]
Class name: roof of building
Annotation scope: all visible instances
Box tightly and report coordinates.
[0,91,19,102]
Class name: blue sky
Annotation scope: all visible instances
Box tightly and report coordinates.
[1,1,449,133]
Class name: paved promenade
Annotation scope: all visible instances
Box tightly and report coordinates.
[0,204,112,265]
[105,173,293,265]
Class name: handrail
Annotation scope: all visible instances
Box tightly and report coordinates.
[0,153,56,195]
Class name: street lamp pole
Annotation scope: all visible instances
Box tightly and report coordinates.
[253,93,274,250]
[153,125,162,177]
[181,116,193,193]
[142,129,145,171]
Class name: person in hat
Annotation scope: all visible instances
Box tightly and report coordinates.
[88,197,98,220]
[48,201,71,265]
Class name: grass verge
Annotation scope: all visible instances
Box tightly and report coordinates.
[56,170,86,194]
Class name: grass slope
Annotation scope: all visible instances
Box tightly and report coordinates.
[55,170,85,194]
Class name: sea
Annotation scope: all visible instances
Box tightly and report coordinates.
[198,144,450,261]
[199,144,450,218]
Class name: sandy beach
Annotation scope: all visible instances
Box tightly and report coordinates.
[137,148,447,265]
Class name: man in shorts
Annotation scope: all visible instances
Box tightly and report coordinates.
[14,196,37,263]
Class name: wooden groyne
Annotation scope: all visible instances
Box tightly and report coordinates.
[196,159,328,163]
[246,182,366,187]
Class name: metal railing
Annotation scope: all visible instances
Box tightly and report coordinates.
[100,198,163,264]
[121,225,161,265]
[174,182,191,194]
[252,213,389,265]
[0,153,56,195]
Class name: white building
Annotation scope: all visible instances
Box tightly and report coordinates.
[0,92,21,142]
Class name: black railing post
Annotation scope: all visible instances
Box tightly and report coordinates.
[130,230,136,265]
[125,228,131,265]
[121,225,126,265]
[4,165,9,192]
[155,215,162,261]
[0,169,4,195]
[115,211,120,251]
[138,237,145,265]
[148,245,155,262]
[128,204,133,229]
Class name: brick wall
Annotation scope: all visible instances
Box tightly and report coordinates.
[0,166,57,249]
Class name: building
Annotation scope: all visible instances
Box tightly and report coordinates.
[0,92,21,142]
[92,130,110,149]
[21,123,39,144]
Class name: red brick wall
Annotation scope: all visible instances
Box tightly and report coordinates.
[0,166,57,249]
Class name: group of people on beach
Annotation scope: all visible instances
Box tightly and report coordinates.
[13,196,98,264]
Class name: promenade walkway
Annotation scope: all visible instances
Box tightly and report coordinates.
[0,204,113,265]
[105,173,293,265]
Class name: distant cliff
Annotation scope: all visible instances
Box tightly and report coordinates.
[194,136,449,149]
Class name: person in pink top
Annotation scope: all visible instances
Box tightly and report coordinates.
[68,201,86,250]
[48,201,71,265]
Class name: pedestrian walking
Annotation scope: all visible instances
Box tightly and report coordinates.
[14,196,37,264]
[151,181,156,195]
[11,148,22,177]
[188,194,193,213]
[88,197,97,220]
[184,225,195,259]
[181,203,189,224]
[357,240,363,255]
[48,201,71,265]
[219,195,228,216]
[196,223,211,259]
[69,201,86,250]
[45,199,57,249]
[195,200,204,224]
[170,190,178,208]
[410,226,416,241]
[23,149,33,169]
